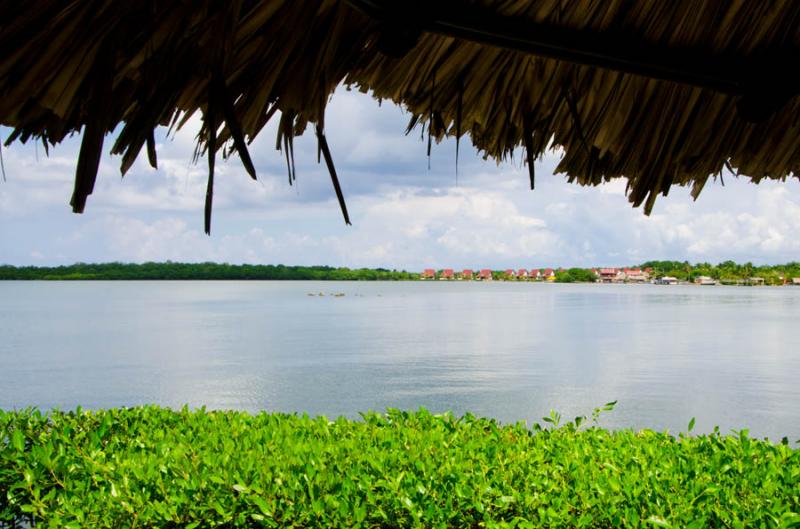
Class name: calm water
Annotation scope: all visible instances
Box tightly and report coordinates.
[1,281,799,439]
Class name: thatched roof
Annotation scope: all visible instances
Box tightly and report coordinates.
[2,1,799,232]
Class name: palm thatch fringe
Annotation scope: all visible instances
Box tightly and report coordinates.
[1,0,798,230]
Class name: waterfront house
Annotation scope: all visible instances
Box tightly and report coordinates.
[529,269,541,280]
[624,268,649,283]
[598,268,618,283]
[479,269,493,281]
[654,276,679,285]
[543,268,556,281]
[461,269,473,280]
[517,269,528,279]
[504,269,516,280]
[793,278,800,285]
[746,277,765,286]
[422,269,435,280]
[695,275,716,286]
[440,269,454,280]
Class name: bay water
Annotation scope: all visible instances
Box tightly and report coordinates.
[1,281,798,440]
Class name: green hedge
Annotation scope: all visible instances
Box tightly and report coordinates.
[1,407,798,528]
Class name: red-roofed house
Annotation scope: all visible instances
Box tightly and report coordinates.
[529,269,541,280]
[422,269,435,280]
[517,269,528,279]
[461,269,473,280]
[543,268,555,281]
[440,269,454,280]
[505,269,516,280]
[479,269,493,281]
[623,268,648,282]
[598,268,617,282]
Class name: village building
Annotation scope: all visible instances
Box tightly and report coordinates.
[517,269,528,279]
[793,278,800,285]
[624,268,649,283]
[529,269,541,280]
[440,269,454,280]
[461,269,473,280]
[504,269,516,279]
[695,276,716,286]
[654,276,679,285]
[543,268,556,281]
[598,268,618,283]
[421,269,435,280]
[479,269,493,281]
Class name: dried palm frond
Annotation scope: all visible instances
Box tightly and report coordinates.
[1,0,798,231]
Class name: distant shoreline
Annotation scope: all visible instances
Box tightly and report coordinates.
[0,263,416,281]
[1,262,799,285]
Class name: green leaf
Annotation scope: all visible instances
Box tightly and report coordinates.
[647,516,672,528]
[11,429,24,451]
[688,417,696,432]
[646,516,672,528]
[251,496,272,516]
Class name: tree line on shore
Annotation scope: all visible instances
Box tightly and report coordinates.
[0,263,416,281]
[0,261,799,283]
[640,260,800,285]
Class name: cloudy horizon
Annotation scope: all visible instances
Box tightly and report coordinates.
[2,87,799,270]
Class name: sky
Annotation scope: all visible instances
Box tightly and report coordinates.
[1,87,799,270]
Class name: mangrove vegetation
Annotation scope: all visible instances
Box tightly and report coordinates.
[1,407,798,528]
[0,263,417,281]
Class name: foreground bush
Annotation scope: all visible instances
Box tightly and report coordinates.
[1,407,798,528]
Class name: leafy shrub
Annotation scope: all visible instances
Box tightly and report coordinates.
[1,407,798,528]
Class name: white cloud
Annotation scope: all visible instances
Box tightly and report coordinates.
[346,188,560,267]
[61,215,278,264]
[2,87,800,268]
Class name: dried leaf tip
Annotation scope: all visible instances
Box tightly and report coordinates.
[523,116,535,190]
[0,141,6,182]
[216,75,256,180]
[316,124,351,226]
[146,130,158,170]
[204,94,218,236]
